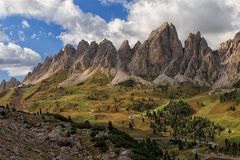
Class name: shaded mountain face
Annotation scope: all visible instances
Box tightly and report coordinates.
[0,77,21,91]
[23,22,240,88]
[213,32,240,88]
[129,22,183,79]
[180,32,220,84]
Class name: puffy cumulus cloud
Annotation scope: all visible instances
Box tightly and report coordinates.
[0,0,109,44]
[0,43,41,76]
[21,20,30,29]
[0,0,239,49]
[111,0,240,48]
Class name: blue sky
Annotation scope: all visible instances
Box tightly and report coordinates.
[0,0,239,82]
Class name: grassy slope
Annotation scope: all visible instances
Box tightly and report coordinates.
[1,70,240,144]
[0,88,14,106]
[186,93,240,143]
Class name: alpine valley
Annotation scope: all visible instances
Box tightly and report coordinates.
[1,22,240,160]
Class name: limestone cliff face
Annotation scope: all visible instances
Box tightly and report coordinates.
[180,32,220,85]
[75,41,98,71]
[117,40,134,72]
[92,39,118,68]
[214,32,240,88]
[129,22,183,79]
[23,22,240,88]
[24,44,76,84]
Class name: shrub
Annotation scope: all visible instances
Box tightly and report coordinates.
[118,79,137,88]
[44,113,70,122]
[92,125,106,131]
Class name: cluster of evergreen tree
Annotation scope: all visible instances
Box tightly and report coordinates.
[208,138,240,156]
[146,101,223,142]
[169,138,197,150]
[220,90,238,103]
[228,105,236,111]
[233,80,240,88]
[129,98,158,112]
[137,138,163,158]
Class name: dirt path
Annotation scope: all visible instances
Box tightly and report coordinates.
[192,148,240,160]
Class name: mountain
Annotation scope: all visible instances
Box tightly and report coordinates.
[213,32,240,88]
[0,77,21,91]
[23,22,240,88]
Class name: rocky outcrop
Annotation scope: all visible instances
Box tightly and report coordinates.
[24,44,76,84]
[179,32,220,85]
[74,41,98,71]
[23,22,240,88]
[92,39,118,68]
[0,107,133,160]
[129,22,183,79]
[0,77,20,91]
[118,40,134,72]
[214,32,240,88]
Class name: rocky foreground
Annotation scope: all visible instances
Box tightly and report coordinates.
[0,107,132,160]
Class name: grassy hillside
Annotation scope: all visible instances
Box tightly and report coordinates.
[1,70,240,159]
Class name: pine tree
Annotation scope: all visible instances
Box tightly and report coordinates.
[129,122,133,130]
[40,108,42,115]
[195,152,199,159]
[108,121,113,131]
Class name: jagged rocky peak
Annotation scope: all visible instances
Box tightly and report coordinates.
[148,22,175,40]
[148,22,183,61]
[77,40,89,55]
[22,22,240,88]
[219,31,240,61]
[75,41,99,71]
[184,31,211,57]
[63,44,76,56]
[129,22,183,78]
[181,31,220,84]
[213,31,240,88]
[0,77,20,91]
[119,40,130,50]
[99,39,115,48]
[0,80,6,91]
[93,39,118,68]
[117,40,134,71]
[234,31,240,41]
[132,41,142,53]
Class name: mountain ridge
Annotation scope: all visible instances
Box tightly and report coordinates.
[0,77,20,91]
[23,22,240,88]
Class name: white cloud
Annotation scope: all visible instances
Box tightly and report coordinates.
[0,43,41,76]
[121,0,240,49]
[0,32,9,42]
[18,31,25,41]
[0,0,239,49]
[21,20,30,29]
[30,33,37,39]
[48,32,53,36]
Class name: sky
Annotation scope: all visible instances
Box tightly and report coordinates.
[0,0,239,81]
